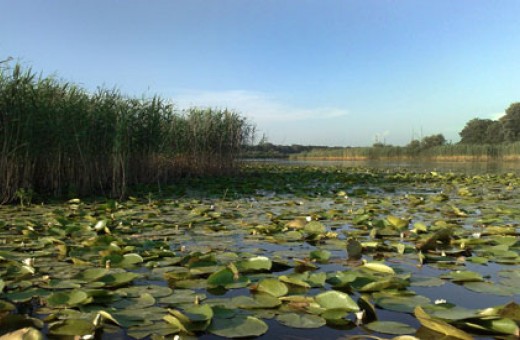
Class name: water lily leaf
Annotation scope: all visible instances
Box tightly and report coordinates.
[376,295,430,313]
[117,285,173,298]
[365,321,415,335]
[410,276,445,287]
[279,274,311,288]
[159,291,206,305]
[276,313,326,329]
[321,308,349,320]
[347,239,363,260]
[183,304,214,322]
[233,293,281,309]
[236,256,272,272]
[357,277,408,293]
[462,317,519,335]
[209,316,268,338]
[310,249,331,263]
[163,314,190,334]
[442,270,483,283]
[361,261,395,275]
[207,267,249,288]
[0,299,16,311]
[357,295,377,323]
[307,272,327,288]
[112,292,155,309]
[463,282,514,296]
[256,278,289,297]
[48,319,95,336]
[427,306,480,321]
[499,302,520,321]
[46,290,90,307]
[99,272,141,288]
[304,221,326,235]
[127,322,180,339]
[315,291,359,312]
[0,327,44,340]
[414,306,473,340]
[386,215,409,230]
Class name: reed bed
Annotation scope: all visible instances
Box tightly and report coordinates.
[293,143,520,162]
[0,64,253,203]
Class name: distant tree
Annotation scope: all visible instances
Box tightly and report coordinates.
[459,118,495,144]
[501,102,520,142]
[485,121,504,144]
[421,134,446,149]
[406,139,422,155]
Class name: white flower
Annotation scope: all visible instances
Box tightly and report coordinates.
[355,310,365,324]
[306,216,312,222]
[435,299,447,304]
[472,232,481,239]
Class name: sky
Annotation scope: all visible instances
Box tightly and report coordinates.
[1,0,519,146]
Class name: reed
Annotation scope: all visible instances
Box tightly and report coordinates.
[292,143,520,162]
[0,63,253,203]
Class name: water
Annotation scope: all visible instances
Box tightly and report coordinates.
[245,158,520,175]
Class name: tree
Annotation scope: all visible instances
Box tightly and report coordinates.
[501,102,520,142]
[459,118,495,144]
[485,121,504,144]
[421,134,446,149]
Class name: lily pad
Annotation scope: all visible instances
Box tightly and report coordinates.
[276,313,326,329]
[256,278,289,297]
[315,291,359,311]
[208,316,268,338]
[365,321,416,335]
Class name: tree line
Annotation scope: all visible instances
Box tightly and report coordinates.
[459,102,520,144]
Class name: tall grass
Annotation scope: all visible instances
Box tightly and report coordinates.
[293,143,520,161]
[0,63,253,203]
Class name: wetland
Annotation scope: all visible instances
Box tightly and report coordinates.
[1,163,520,339]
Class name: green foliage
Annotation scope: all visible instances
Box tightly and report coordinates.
[459,118,504,144]
[501,102,520,142]
[0,63,254,203]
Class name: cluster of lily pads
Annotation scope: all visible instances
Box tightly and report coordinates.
[0,165,519,339]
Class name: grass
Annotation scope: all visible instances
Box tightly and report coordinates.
[0,63,254,203]
[292,143,520,161]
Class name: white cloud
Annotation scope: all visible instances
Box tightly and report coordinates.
[169,89,348,123]
[490,111,505,120]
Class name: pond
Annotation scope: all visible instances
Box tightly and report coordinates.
[0,164,519,339]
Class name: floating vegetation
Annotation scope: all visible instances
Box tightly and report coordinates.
[0,165,519,338]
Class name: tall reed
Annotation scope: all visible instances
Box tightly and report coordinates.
[0,63,253,203]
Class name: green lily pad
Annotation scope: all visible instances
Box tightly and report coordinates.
[256,278,289,297]
[304,221,326,235]
[310,249,331,263]
[184,304,214,322]
[414,306,473,340]
[365,321,415,335]
[233,293,281,309]
[207,267,249,288]
[209,316,268,338]
[442,270,484,282]
[276,313,326,329]
[99,272,141,288]
[46,290,91,307]
[315,291,359,312]
[375,294,430,313]
[127,321,180,339]
[48,319,95,336]
[236,256,272,272]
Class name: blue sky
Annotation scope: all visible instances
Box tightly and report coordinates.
[1,0,519,146]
